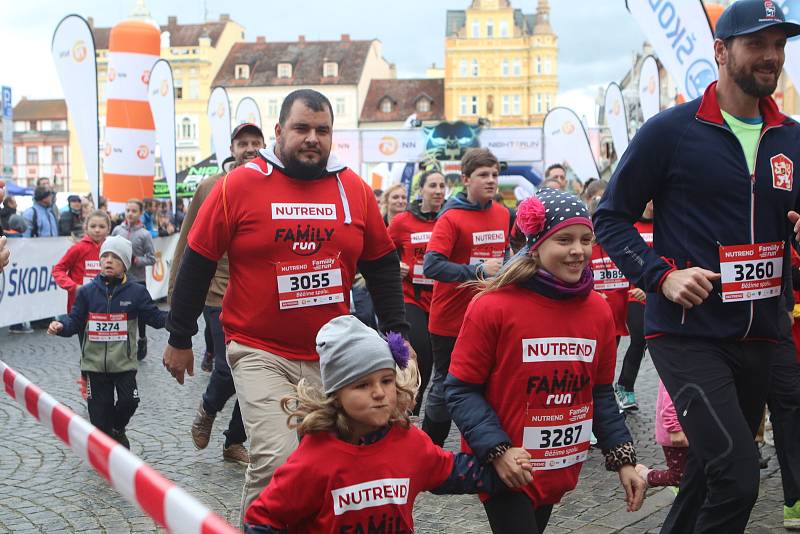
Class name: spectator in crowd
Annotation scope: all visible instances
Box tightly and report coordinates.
[59,194,85,238]
[36,177,60,220]
[174,199,186,231]
[538,178,563,190]
[23,186,59,238]
[1,195,26,235]
[81,197,94,219]
[157,210,176,237]
[141,198,159,238]
[543,163,567,191]
[0,181,8,273]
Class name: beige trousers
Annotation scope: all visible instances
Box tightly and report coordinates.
[226,340,321,523]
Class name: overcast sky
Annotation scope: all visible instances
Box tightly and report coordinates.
[0,0,647,124]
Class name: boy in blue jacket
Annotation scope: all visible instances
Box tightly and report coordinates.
[48,235,167,448]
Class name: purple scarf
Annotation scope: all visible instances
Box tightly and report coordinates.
[521,265,594,300]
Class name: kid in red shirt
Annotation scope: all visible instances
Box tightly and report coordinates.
[421,148,510,446]
[243,315,531,534]
[445,191,646,533]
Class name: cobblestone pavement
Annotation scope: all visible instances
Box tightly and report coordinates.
[0,319,789,533]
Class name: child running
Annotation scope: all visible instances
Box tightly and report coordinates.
[243,314,532,534]
[47,236,167,448]
[636,381,688,490]
[445,190,646,534]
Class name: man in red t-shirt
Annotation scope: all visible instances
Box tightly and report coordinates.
[163,89,408,517]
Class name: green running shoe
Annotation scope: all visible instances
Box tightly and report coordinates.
[614,384,639,411]
[785,500,800,530]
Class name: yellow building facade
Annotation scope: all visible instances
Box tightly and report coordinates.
[67,13,244,194]
[444,0,558,127]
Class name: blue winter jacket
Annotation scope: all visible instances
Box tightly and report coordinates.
[593,82,800,341]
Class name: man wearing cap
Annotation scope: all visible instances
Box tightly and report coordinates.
[166,122,265,467]
[594,1,800,531]
[22,185,59,238]
[164,88,408,518]
[59,194,85,238]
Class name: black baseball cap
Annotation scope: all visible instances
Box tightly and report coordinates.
[716,0,800,40]
[230,123,263,142]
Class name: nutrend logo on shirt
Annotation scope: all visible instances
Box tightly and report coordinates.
[410,231,433,244]
[472,230,505,245]
[331,478,410,516]
[522,338,596,363]
[271,203,337,220]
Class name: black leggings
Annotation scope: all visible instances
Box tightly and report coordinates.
[484,493,553,534]
[136,280,148,339]
[618,301,646,391]
[405,302,433,416]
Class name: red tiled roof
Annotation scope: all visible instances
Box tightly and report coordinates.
[12,99,67,121]
[92,20,229,50]
[359,79,444,123]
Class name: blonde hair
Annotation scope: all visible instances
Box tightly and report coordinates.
[380,184,407,217]
[471,252,541,296]
[281,360,420,438]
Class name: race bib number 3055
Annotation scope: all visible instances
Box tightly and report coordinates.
[522,403,592,471]
[87,312,128,342]
[276,258,344,310]
[719,242,783,302]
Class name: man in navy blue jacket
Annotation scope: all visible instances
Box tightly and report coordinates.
[594,2,800,532]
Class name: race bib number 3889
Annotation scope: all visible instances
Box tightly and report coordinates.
[276,257,344,310]
[719,241,783,303]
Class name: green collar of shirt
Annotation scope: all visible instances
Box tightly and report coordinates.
[720,109,763,175]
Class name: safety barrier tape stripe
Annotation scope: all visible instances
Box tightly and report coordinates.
[0,360,239,534]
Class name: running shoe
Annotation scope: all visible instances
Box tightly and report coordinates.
[590,432,598,446]
[9,323,33,334]
[191,402,216,449]
[785,500,800,530]
[201,351,214,372]
[223,443,250,466]
[614,384,639,411]
[758,442,770,469]
[111,428,130,449]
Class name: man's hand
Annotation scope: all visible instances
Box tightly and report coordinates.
[668,431,689,447]
[0,236,8,273]
[491,447,533,488]
[480,258,503,277]
[399,261,410,278]
[628,287,646,302]
[47,321,63,335]
[661,267,721,308]
[618,464,647,512]
[162,344,195,385]
[789,211,800,242]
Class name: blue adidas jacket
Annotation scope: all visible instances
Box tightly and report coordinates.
[593,82,800,341]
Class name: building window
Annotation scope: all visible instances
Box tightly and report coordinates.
[486,18,494,37]
[188,79,199,100]
[470,95,478,115]
[29,121,38,132]
[416,98,431,113]
[536,56,542,74]
[545,94,552,112]
[500,20,509,37]
[268,99,278,117]
[277,63,292,79]
[512,59,522,77]
[544,57,552,74]
[471,59,479,77]
[323,62,338,78]
[459,60,468,77]
[380,97,393,113]
[174,78,183,99]
[460,96,468,115]
[235,64,250,80]
[336,97,346,116]
[502,96,510,115]
[501,59,509,77]
[537,93,543,113]
[512,95,521,115]
[179,117,197,141]
[53,146,65,164]
[471,21,480,38]
[26,146,38,165]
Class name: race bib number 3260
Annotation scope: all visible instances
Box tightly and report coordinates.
[719,241,783,303]
[275,258,344,310]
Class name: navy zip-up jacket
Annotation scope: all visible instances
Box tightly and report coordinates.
[593,82,800,341]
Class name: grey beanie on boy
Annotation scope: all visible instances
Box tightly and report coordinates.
[316,315,398,395]
[100,235,132,271]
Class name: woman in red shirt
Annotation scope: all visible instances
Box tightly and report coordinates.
[387,170,446,413]
[445,191,645,533]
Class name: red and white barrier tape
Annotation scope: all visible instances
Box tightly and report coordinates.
[1,360,239,534]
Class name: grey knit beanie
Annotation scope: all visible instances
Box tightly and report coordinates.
[100,235,132,271]
[316,315,409,395]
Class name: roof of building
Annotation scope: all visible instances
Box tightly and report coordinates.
[212,37,375,87]
[446,1,551,37]
[360,79,444,123]
[91,15,234,49]
[12,99,67,121]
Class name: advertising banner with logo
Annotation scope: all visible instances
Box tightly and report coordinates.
[0,237,71,327]
[543,107,600,183]
[604,82,630,159]
[2,86,13,178]
[207,87,232,169]
[480,128,543,162]
[51,15,100,204]
[778,1,800,96]
[332,130,361,171]
[148,59,177,213]
[361,130,425,163]
[234,97,262,129]
[638,55,661,123]
[627,0,717,100]
[145,234,178,300]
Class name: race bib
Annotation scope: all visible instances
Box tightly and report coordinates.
[87,312,128,342]
[83,260,101,285]
[719,241,783,302]
[276,257,345,310]
[469,230,505,266]
[523,403,592,471]
[592,258,629,290]
[411,263,433,286]
[410,232,434,285]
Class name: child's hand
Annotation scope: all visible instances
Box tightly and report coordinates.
[669,431,689,447]
[618,464,647,512]
[399,261,410,278]
[47,322,63,335]
[628,287,646,302]
[491,447,533,488]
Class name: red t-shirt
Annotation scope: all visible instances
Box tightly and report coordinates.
[387,211,436,313]
[245,425,454,533]
[426,204,510,337]
[188,158,395,360]
[591,244,629,337]
[449,286,617,506]
[629,220,654,303]
[52,235,103,312]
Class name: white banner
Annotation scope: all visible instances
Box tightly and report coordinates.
[779,1,800,101]
[145,234,179,300]
[627,0,717,100]
[106,52,157,102]
[102,127,156,175]
[148,60,177,212]
[235,97,262,129]
[332,130,361,171]
[639,55,661,123]
[480,128,543,162]
[52,15,100,205]
[604,82,629,159]
[361,130,425,162]
[207,87,232,169]
[543,107,599,183]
